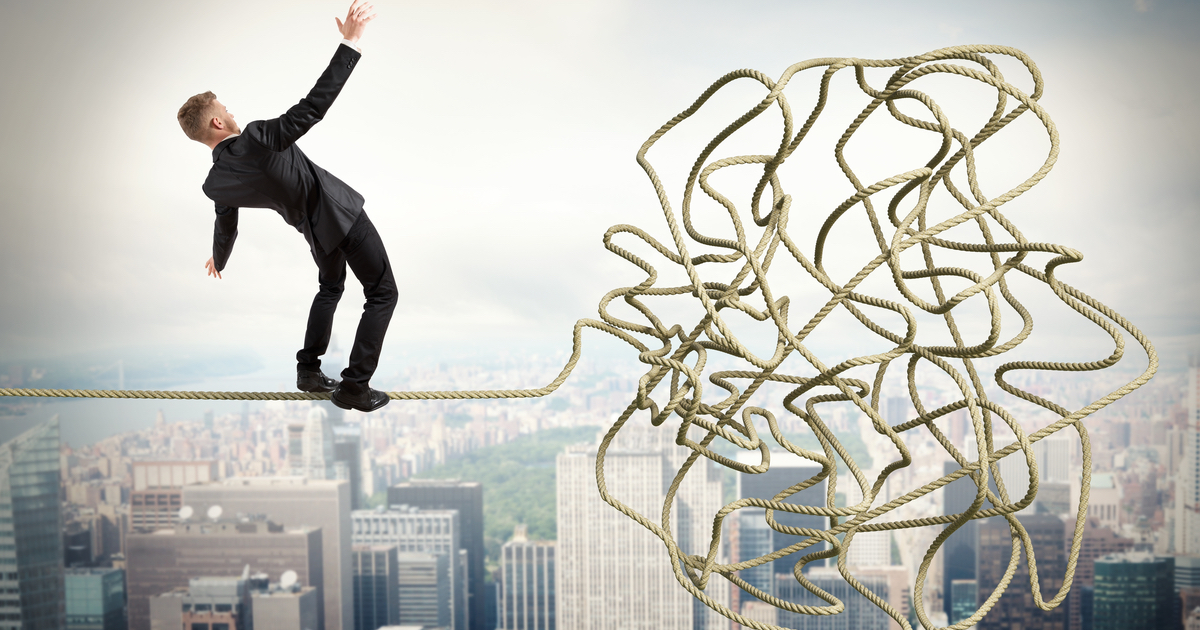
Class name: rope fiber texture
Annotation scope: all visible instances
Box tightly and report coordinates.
[0,44,1156,630]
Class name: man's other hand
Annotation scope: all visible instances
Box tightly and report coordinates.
[205,257,222,279]
[336,0,377,43]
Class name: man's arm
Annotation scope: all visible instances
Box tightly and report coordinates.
[242,1,376,152]
[210,203,238,275]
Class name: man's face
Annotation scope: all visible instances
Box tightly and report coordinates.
[211,99,241,136]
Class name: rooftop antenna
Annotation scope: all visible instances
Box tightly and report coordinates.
[207,505,223,522]
[178,506,194,521]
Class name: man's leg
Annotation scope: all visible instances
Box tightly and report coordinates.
[296,242,348,373]
[337,211,398,392]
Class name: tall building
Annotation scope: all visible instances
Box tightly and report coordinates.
[397,552,453,628]
[500,525,555,630]
[333,427,364,511]
[0,417,65,628]
[1067,520,1134,630]
[126,517,323,630]
[302,407,337,481]
[976,514,1066,630]
[65,567,126,630]
[1177,361,1200,554]
[941,459,990,623]
[130,460,218,532]
[774,569,892,630]
[289,409,365,509]
[388,480,484,630]
[555,425,728,630]
[184,476,353,630]
[352,545,399,630]
[1093,552,1175,630]
[734,449,827,599]
[351,506,468,630]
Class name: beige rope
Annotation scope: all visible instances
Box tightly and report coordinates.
[587,45,1155,630]
[1,43,1155,630]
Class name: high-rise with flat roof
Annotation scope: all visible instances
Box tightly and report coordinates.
[734,449,826,606]
[351,506,467,630]
[387,480,484,630]
[1093,552,1175,630]
[555,425,728,630]
[126,518,322,630]
[352,545,399,630]
[499,525,555,630]
[184,476,352,630]
[65,567,126,630]
[0,416,65,629]
[1177,362,1200,554]
[976,514,1067,630]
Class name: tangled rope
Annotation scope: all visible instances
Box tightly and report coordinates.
[1,43,1155,630]
[586,45,1155,630]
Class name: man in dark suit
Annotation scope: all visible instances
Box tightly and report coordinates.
[176,0,393,412]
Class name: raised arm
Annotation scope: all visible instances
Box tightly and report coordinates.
[242,1,377,151]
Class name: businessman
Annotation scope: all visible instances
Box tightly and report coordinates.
[177,1,393,412]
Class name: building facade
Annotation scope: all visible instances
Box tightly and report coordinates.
[130,461,218,532]
[65,568,125,630]
[0,417,65,629]
[183,476,352,630]
[126,518,322,630]
[387,480,484,630]
[976,514,1067,630]
[351,506,467,630]
[555,425,728,630]
[352,545,399,630]
[1093,552,1175,630]
[499,526,555,630]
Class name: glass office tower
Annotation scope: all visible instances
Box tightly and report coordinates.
[0,417,65,629]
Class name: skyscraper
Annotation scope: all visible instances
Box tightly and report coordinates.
[976,514,1067,630]
[500,524,555,630]
[350,505,468,630]
[352,545,399,630]
[1093,552,1175,630]
[65,567,126,630]
[388,480,484,630]
[183,477,352,630]
[735,450,827,604]
[0,416,65,628]
[1178,362,1200,554]
[555,425,728,630]
[1067,520,1134,630]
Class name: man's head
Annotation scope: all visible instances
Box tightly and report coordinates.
[177,91,240,146]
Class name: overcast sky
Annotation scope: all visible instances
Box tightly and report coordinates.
[1,0,1195,381]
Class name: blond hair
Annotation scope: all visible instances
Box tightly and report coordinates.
[177,91,218,142]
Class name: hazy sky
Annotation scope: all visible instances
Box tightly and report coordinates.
[1,0,1196,379]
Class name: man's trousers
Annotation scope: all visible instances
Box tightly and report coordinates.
[296,210,398,392]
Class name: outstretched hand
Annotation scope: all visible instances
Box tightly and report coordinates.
[336,0,377,43]
[205,257,222,280]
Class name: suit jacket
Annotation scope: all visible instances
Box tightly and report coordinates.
[203,43,365,271]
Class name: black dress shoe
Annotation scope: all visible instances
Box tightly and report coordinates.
[331,384,390,412]
[297,369,339,393]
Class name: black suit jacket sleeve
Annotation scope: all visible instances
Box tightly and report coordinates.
[212,204,238,271]
[241,43,362,151]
